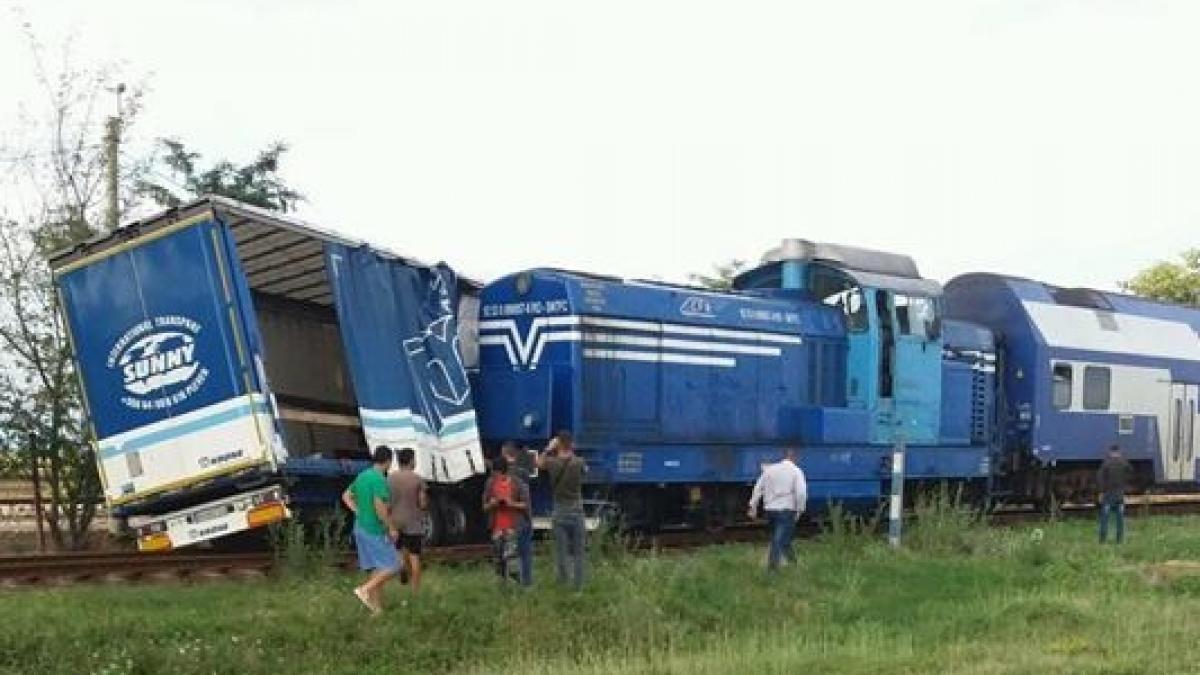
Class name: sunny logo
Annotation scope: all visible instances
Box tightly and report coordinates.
[107,315,210,411]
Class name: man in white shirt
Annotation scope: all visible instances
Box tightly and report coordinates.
[747,448,807,571]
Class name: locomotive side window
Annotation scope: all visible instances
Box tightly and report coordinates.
[820,287,867,332]
[894,295,936,339]
[1052,363,1073,409]
[895,294,911,334]
[1082,366,1111,410]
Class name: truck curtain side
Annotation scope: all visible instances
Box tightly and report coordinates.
[51,198,486,550]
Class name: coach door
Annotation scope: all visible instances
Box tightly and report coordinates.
[1166,383,1198,482]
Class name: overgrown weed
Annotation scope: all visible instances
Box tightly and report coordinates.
[820,501,884,554]
[907,483,983,554]
[268,510,346,580]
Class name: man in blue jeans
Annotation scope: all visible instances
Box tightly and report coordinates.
[748,448,807,571]
[538,431,587,590]
[1097,445,1133,544]
[502,441,534,587]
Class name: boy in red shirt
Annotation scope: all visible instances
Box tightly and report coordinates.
[483,455,529,584]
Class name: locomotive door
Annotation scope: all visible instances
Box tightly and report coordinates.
[1166,383,1197,482]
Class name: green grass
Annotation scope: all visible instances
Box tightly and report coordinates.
[5,515,1200,674]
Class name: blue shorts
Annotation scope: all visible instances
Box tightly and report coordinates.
[353,526,399,572]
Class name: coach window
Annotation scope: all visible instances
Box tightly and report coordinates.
[1082,366,1111,410]
[1052,363,1073,409]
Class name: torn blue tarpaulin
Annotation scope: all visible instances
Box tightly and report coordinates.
[326,243,483,483]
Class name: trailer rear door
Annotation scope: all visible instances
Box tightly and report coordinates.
[56,213,278,505]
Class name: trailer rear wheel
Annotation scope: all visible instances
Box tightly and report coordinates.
[424,493,470,545]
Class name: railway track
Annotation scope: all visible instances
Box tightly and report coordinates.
[5,494,1199,588]
[989,492,1200,525]
[0,544,495,588]
[0,528,769,588]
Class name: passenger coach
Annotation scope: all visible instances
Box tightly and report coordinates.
[945,274,1200,504]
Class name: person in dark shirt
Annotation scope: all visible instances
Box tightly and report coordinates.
[537,430,587,590]
[1096,445,1133,544]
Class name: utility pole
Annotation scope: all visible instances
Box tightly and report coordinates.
[103,83,125,230]
[27,433,46,552]
[887,435,906,548]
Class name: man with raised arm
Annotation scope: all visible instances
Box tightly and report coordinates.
[537,430,587,590]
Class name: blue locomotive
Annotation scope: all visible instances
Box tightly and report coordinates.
[474,240,998,527]
[51,198,1200,549]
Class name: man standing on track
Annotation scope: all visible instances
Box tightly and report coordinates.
[747,448,807,572]
[537,431,587,590]
[387,447,428,594]
[341,446,399,615]
[1097,445,1133,544]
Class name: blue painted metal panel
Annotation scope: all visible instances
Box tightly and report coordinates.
[576,443,988,486]
[939,362,975,445]
[793,407,871,444]
[477,271,844,448]
[891,329,942,444]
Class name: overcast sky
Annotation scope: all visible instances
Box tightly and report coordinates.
[1,1,1197,290]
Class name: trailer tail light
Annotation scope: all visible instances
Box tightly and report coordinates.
[246,501,288,529]
[139,532,173,552]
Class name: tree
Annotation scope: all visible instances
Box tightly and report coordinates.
[1121,250,1200,306]
[688,259,747,291]
[136,138,304,212]
[0,27,145,549]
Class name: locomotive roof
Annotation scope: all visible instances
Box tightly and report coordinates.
[760,238,923,279]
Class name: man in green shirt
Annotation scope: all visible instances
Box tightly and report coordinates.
[341,446,399,615]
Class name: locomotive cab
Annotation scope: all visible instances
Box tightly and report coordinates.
[735,239,945,446]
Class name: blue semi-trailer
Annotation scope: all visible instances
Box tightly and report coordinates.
[50,197,486,550]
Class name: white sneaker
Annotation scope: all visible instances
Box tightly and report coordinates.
[353,587,381,616]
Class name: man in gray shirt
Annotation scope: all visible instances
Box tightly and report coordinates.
[387,447,428,592]
[537,430,586,590]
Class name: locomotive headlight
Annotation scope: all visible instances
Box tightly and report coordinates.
[516,272,532,296]
[522,413,536,429]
